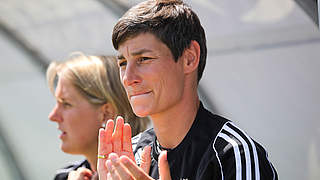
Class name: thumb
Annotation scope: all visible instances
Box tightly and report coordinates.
[158,151,171,180]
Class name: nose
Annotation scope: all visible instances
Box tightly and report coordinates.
[122,62,141,87]
[48,104,62,122]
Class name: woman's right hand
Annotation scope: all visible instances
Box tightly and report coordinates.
[68,167,94,180]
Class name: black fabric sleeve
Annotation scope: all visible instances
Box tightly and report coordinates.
[215,123,278,180]
[53,160,90,180]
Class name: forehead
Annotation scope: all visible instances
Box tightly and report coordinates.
[55,76,79,99]
[117,33,170,57]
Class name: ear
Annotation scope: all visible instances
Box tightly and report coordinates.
[183,40,200,74]
[100,103,116,124]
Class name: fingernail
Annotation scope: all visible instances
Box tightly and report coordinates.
[109,153,118,163]
[117,116,123,123]
[120,156,129,164]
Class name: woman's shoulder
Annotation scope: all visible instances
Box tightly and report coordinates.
[53,159,90,180]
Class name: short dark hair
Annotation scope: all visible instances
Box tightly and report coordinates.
[112,0,207,82]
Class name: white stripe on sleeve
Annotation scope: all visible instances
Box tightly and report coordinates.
[229,123,260,180]
[218,133,242,180]
[224,125,252,180]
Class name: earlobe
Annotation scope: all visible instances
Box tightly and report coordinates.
[184,40,200,74]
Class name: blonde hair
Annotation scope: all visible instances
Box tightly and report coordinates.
[47,53,149,136]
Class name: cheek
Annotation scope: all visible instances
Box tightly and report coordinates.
[69,111,100,132]
[158,66,183,89]
[157,74,182,100]
[82,112,101,128]
[71,115,100,144]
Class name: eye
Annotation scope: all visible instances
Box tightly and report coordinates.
[138,57,152,63]
[62,101,72,108]
[118,60,127,67]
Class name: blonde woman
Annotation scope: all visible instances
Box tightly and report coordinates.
[47,54,149,180]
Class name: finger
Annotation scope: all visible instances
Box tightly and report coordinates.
[158,151,171,180]
[112,116,124,153]
[108,153,134,180]
[68,168,92,179]
[98,120,114,155]
[105,119,114,144]
[67,171,77,179]
[122,123,132,152]
[97,121,114,178]
[122,123,135,161]
[120,155,152,180]
[140,145,151,174]
[106,160,120,180]
[77,167,93,177]
[107,172,112,179]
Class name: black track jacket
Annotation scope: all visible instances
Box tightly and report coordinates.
[132,102,278,180]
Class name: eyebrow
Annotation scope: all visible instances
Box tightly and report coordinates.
[117,54,125,60]
[117,48,153,60]
[57,95,72,102]
[56,97,66,103]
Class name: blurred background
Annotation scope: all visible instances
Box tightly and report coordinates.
[0,0,319,179]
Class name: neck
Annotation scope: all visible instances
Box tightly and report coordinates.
[84,144,98,171]
[150,90,200,149]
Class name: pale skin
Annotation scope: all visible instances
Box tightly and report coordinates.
[97,33,201,179]
[49,75,115,180]
[98,116,171,180]
[97,116,136,179]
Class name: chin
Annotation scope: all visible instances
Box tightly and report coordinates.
[133,110,150,118]
[132,106,151,117]
[60,143,74,154]
[60,144,68,153]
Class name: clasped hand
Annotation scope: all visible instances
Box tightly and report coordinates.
[97,116,171,180]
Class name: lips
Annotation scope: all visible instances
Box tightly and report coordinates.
[59,132,66,139]
[58,128,66,139]
[129,91,151,99]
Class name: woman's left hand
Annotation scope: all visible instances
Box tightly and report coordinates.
[97,116,135,180]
